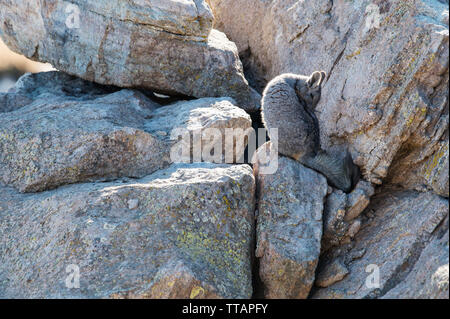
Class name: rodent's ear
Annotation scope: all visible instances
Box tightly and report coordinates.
[308,71,326,88]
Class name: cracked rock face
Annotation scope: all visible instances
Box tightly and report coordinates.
[0,72,252,193]
[382,218,449,299]
[0,163,255,298]
[254,143,328,298]
[315,259,349,288]
[321,180,375,252]
[0,0,259,111]
[209,0,449,196]
[0,0,448,301]
[312,188,449,299]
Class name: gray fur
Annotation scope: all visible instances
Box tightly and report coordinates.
[261,71,360,192]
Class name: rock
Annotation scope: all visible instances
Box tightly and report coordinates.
[0,0,259,111]
[0,92,30,113]
[312,188,448,299]
[345,180,375,221]
[322,190,348,251]
[144,92,253,164]
[315,259,349,288]
[111,259,222,299]
[253,142,328,298]
[346,219,362,239]
[382,221,449,299]
[208,0,449,195]
[321,180,374,252]
[1,69,118,113]
[387,139,449,197]
[0,163,256,298]
[127,199,139,210]
[0,72,251,193]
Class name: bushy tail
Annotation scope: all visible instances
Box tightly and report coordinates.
[301,150,360,193]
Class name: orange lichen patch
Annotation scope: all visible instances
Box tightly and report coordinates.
[346,48,361,60]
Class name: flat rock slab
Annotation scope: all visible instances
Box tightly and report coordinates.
[0,163,255,298]
[312,188,449,299]
[0,72,251,193]
[253,142,328,298]
[0,0,259,110]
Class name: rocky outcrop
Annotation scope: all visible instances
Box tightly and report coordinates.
[0,72,251,193]
[312,188,449,298]
[322,180,375,252]
[253,142,328,298]
[0,163,255,298]
[0,0,448,300]
[208,0,449,298]
[382,218,449,299]
[208,0,449,196]
[0,0,260,110]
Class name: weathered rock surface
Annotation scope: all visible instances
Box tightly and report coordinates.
[0,163,255,298]
[0,0,447,301]
[387,138,449,198]
[0,68,118,113]
[313,188,449,299]
[0,0,259,110]
[253,142,328,298]
[382,218,449,299]
[0,72,251,193]
[322,180,375,252]
[321,190,348,252]
[209,0,449,195]
[315,259,349,288]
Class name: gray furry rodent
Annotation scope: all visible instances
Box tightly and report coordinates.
[261,71,360,192]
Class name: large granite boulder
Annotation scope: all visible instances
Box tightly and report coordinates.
[0,0,259,110]
[312,188,449,298]
[0,163,256,298]
[382,219,449,299]
[208,0,449,196]
[253,142,328,298]
[0,72,252,193]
